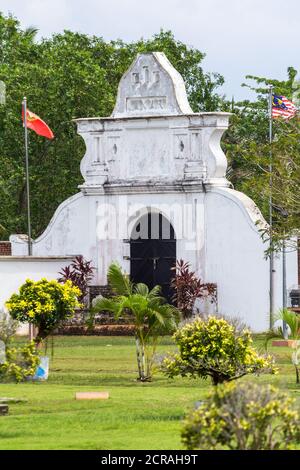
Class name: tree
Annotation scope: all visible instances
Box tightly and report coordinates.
[91,262,180,382]
[0,13,225,240]
[6,278,81,346]
[162,316,276,385]
[224,68,300,251]
[182,382,300,450]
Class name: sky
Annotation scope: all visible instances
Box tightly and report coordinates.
[1,0,299,101]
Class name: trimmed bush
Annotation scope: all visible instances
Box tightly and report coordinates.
[182,382,300,450]
[162,316,276,385]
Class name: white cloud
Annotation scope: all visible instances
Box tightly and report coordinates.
[1,0,299,100]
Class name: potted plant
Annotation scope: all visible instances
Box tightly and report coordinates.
[269,308,300,348]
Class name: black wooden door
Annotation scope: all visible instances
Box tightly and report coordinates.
[130,213,176,302]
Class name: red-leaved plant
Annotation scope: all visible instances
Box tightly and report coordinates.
[58,256,95,302]
[171,259,217,318]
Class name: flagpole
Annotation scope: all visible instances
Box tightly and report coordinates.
[22,97,32,257]
[22,97,34,342]
[268,86,275,329]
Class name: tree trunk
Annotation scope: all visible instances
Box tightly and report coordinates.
[135,335,151,382]
[135,336,143,380]
[35,324,49,349]
[140,340,146,381]
[295,365,300,384]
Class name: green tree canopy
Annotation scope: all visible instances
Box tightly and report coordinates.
[0,13,224,239]
[1,12,299,252]
[224,68,300,250]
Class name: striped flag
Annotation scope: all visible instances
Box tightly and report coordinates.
[272,94,297,120]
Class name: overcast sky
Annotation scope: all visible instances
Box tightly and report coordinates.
[1,0,299,100]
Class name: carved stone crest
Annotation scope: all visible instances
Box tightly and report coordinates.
[112,52,193,117]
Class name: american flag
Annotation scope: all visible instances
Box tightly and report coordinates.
[272,94,297,120]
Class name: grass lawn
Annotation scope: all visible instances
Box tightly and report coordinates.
[0,335,299,450]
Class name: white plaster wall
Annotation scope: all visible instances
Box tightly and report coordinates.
[205,189,298,331]
[13,191,206,286]
[9,187,298,332]
[0,258,74,310]
[11,193,92,258]
[105,191,206,281]
[76,113,230,190]
[8,52,298,333]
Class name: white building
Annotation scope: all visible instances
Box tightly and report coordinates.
[2,52,298,331]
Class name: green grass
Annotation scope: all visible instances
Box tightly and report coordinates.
[0,335,299,450]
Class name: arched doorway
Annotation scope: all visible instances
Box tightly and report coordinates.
[130,212,176,302]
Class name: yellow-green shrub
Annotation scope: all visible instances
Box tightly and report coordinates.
[162,316,276,385]
[0,341,40,383]
[6,278,81,344]
[182,382,300,450]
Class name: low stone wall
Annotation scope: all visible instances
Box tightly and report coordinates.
[88,285,112,304]
[57,285,134,335]
[56,324,136,336]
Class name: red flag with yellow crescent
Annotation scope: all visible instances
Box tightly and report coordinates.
[22,108,54,139]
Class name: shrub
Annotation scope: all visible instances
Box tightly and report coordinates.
[0,341,40,383]
[182,382,300,450]
[6,278,81,345]
[58,256,95,302]
[161,316,276,385]
[171,260,216,318]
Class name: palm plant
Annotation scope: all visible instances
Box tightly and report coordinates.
[265,308,300,345]
[265,308,300,384]
[90,263,180,382]
[278,308,300,340]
